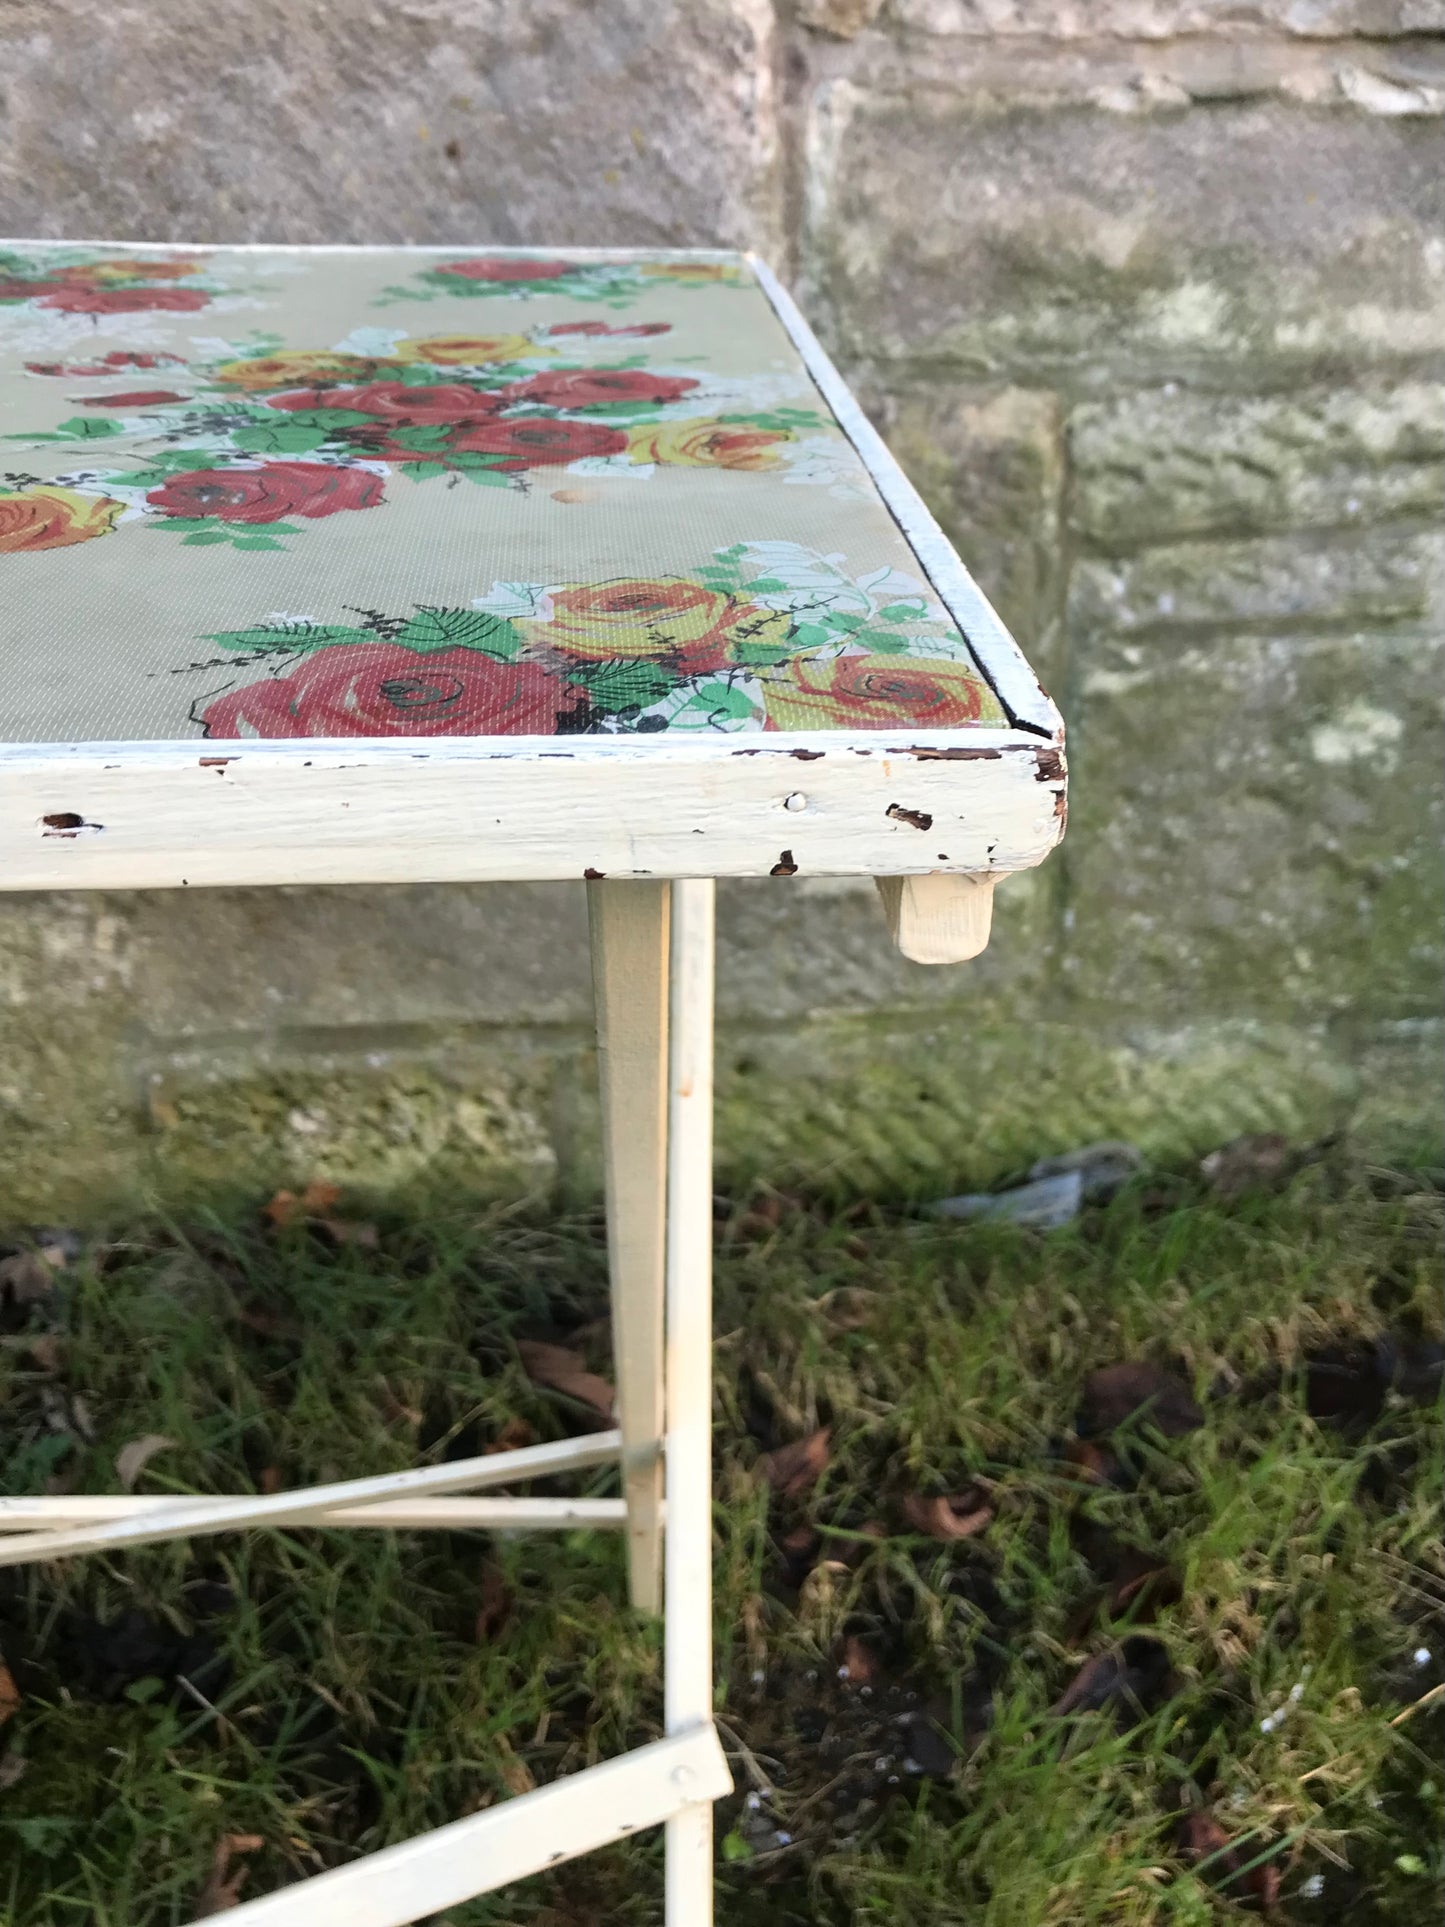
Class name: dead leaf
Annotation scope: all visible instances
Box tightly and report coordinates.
[516,1340,614,1419]
[0,1661,20,1729]
[474,1562,512,1643]
[0,1249,61,1307]
[116,1433,176,1492]
[773,1523,820,1586]
[40,1385,95,1445]
[1061,1438,1122,1486]
[1200,1132,1292,1201]
[235,1301,301,1340]
[258,1465,283,1495]
[25,1333,64,1373]
[814,1285,877,1330]
[263,1180,341,1227]
[484,1415,537,1455]
[500,1757,539,1795]
[1176,1808,1281,1909]
[757,1425,831,1497]
[314,1217,379,1249]
[194,1833,265,1916]
[900,1488,994,1540]
[1078,1362,1203,1440]
[1108,1555,1182,1623]
[837,1634,878,1687]
[1051,1637,1172,1719]
[376,1381,424,1430]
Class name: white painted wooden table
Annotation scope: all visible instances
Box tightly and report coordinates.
[0,240,1065,1924]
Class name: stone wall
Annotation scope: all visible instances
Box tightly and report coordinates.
[1,1,1441,1216]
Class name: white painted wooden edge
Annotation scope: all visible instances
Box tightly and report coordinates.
[0,1496,629,1532]
[0,738,1066,890]
[746,252,1063,742]
[875,872,996,965]
[0,1429,622,1567]
[0,238,747,263]
[197,1723,733,1927]
[663,881,723,1922]
[0,722,1034,772]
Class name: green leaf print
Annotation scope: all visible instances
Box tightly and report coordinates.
[230,420,332,455]
[392,609,523,659]
[574,660,678,713]
[56,415,124,439]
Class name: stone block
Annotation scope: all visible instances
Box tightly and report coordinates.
[711,1009,1363,1198]
[1069,531,1444,637]
[883,1,1445,36]
[865,384,1066,678]
[0,0,782,253]
[1063,630,1445,1023]
[802,90,1445,378]
[1068,383,1445,550]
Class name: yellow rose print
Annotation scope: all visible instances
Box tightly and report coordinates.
[0,486,125,553]
[392,334,547,365]
[762,652,1005,731]
[639,262,742,285]
[535,580,734,660]
[213,352,380,390]
[626,419,795,472]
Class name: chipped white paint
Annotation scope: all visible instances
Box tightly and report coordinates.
[0,733,1065,892]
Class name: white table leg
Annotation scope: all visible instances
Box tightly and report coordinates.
[663,878,724,1926]
[589,879,669,1616]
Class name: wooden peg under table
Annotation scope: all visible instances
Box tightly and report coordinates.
[875,872,997,964]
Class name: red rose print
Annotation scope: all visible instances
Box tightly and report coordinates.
[546,321,670,338]
[265,381,505,425]
[76,389,189,406]
[448,417,627,469]
[435,257,575,283]
[507,368,698,409]
[202,644,580,739]
[99,351,186,368]
[37,285,211,314]
[26,352,186,376]
[147,463,384,523]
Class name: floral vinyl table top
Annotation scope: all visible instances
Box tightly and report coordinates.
[0,244,1010,746]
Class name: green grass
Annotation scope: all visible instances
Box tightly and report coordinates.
[0,1154,1440,1924]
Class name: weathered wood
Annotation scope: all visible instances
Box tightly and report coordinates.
[663,879,722,1924]
[0,736,1065,890]
[589,879,669,1614]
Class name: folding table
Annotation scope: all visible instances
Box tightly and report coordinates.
[0,240,1065,1924]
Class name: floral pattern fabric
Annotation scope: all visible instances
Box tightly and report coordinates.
[1,245,1004,742]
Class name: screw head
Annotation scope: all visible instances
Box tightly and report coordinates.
[784,791,807,812]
